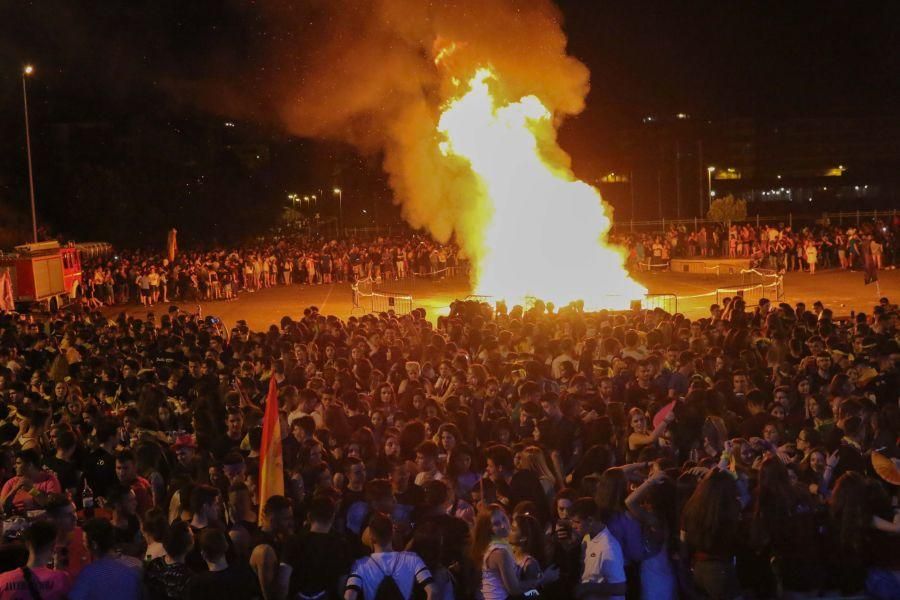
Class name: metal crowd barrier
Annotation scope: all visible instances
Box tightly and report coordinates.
[643,293,678,314]
[351,277,414,315]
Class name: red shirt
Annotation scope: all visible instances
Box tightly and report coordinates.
[129,476,153,516]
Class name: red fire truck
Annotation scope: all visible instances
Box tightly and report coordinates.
[0,241,110,312]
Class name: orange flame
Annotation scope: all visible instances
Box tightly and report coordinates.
[438,68,646,310]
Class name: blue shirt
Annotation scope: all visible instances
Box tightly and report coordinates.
[69,556,142,600]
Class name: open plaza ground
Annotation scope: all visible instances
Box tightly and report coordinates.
[104,266,900,329]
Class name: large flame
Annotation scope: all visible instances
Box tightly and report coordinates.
[437,68,647,310]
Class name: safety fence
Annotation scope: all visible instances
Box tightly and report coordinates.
[351,277,413,316]
[643,293,678,314]
[636,259,671,271]
[716,268,784,305]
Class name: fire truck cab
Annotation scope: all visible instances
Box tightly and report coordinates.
[0,241,83,312]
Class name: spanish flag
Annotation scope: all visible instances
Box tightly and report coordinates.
[258,375,284,520]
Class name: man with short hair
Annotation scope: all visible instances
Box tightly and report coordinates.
[0,520,71,599]
[185,529,261,600]
[44,494,91,579]
[69,519,143,600]
[414,441,443,485]
[214,407,246,460]
[115,449,153,516]
[570,497,626,600]
[250,495,295,600]
[186,485,226,572]
[284,488,351,599]
[344,512,435,600]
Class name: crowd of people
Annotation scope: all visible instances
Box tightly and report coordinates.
[618,218,897,274]
[0,281,898,599]
[78,234,465,309]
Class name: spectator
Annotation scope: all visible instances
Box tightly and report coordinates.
[185,529,261,600]
[68,519,143,600]
[0,520,71,600]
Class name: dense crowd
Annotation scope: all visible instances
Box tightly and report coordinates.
[78,234,464,309]
[618,219,897,274]
[0,289,897,599]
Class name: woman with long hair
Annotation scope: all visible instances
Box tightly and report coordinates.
[681,470,742,599]
[471,505,559,600]
[517,446,560,502]
[626,471,677,600]
[596,466,652,596]
[747,456,820,597]
[446,444,480,498]
[627,407,674,462]
[509,513,547,583]
[803,394,834,436]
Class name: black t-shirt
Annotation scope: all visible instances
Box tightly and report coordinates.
[43,455,81,491]
[212,433,244,460]
[86,448,118,498]
[185,564,261,600]
[185,525,237,573]
[285,531,352,599]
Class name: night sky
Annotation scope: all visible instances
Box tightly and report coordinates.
[1,1,898,244]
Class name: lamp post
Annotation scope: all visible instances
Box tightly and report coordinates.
[706,166,715,216]
[22,65,38,243]
[333,188,343,235]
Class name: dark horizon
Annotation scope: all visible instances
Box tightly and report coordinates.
[1,1,898,246]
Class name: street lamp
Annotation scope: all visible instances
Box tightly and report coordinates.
[333,188,343,234]
[22,65,38,243]
[706,166,715,215]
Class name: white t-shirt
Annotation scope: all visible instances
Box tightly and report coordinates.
[346,552,432,600]
[581,528,626,600]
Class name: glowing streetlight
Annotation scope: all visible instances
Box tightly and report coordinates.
[22,64,38,243]
[333,188,343,234]
[706,167,715,214]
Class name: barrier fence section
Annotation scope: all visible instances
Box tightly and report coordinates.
[716,268,784,305]
[643,293,678,314]
[351,277,414,316]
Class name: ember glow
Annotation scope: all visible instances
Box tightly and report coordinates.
[437,69,647,310]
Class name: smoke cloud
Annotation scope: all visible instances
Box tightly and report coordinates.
[223,0,590,258]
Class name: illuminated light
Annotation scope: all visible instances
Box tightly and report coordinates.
[707,166,716,173]
[776,175,782,179]
[224,122,235,127]
[710,190,716,196]
[333,188,341,194]
[642,115,655,123]
[675,112,689,119]
[23,65,34,76]
[854,186,859,191]
[437,68,645,310]
[839,165,845,170]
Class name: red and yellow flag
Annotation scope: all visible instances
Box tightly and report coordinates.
[258,375,284,520]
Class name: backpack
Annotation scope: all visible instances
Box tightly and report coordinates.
[370,556,406,600]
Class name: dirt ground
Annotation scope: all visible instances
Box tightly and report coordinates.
[103,267,899,330]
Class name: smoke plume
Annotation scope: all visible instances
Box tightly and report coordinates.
[226,0,589,258]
